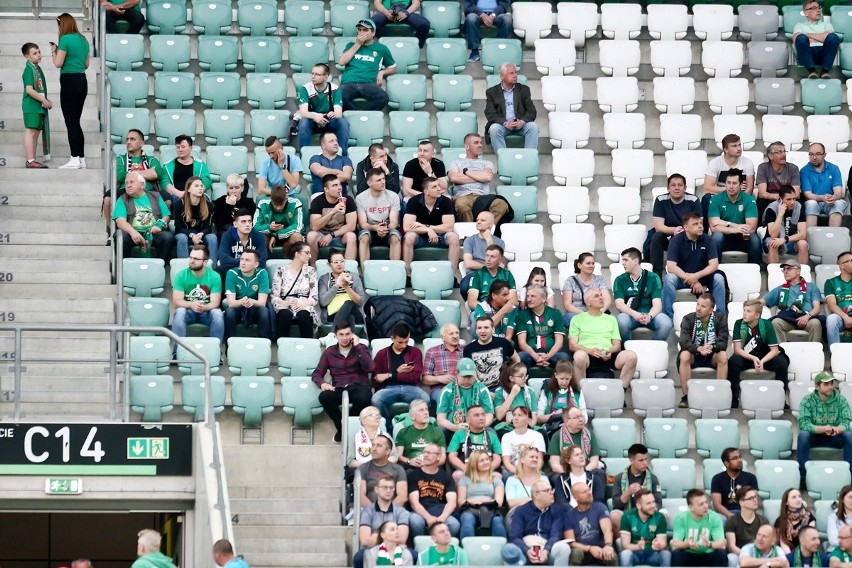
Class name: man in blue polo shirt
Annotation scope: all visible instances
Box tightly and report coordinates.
[801,142,847,227]
[647,173,703,277]
[662,212,727,317]
[708,168,761,264]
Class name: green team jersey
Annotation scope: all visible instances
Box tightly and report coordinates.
[672,512,724,555]
[111,192,171,232]
[22,61,47,115]
[493,385,536,413]
[419,545,468,566]
[621,508,667,550]
[469,267,516,303]
[708,191,758,224]
[516,306,566,353]
[612,270,662,314]
[394,423,446,460]
[57,33,89,74]
[297,82,342,115]
[341,42,396,84]
[225,267,270,300]
[824,275,852,312]
[253,197,304,238]
[173,267,222,305]
[447,428,502,455]
[472,302,516,338]
[436,381,494,425]
[116,154,167,193]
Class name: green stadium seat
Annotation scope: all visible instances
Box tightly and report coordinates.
[333,37,356,71]
[436,111,478,147]
[343,111,386,146]
[129,336,172,375]
[153,72,196,109]
[461,537,506,565]
[247,73,288,109]
[762,499,781,525]
[199,72,241,109]
[591,418,637,457]
[180,375,226,421]
[227,337,272,375]
[832,6,852,40]
[756,460,801,499]
[237,0,279,35]
[281,376,324,438]
[175,337,221,374]
[801,78,843,114]
[497,149,539,185]
[694,418,740,458]
[422,1,462,37]
[496,185,537,222]
[653,458,697,498]
[278,338,322,375]
[123,258,166,297]
[154,109,196,145]
[150,35,192,71]
[805,460,852,500]
[330,0,370,35]
[284,0,326,35]
[198,36,239,72]
[114,143,155,158]
[481,38,523,74]
[748,419,793,459]
[203,109,246,145]
[231,376,276,428]
[389,111,431,147]
[250,110,291,145]
[421,300,461,337]
[841,44,852,76]
[130,375,175,421]
[288,36,330,72]
[147,0,188,34]
[105,34,144,71]
[241,37,284,72]
[782,4,806,39]
[108,71,149,107]
[815,499,833,539]
[411,261,454,300]
[207,146,249,181]
[432,74,474,110]
[191,0,232,34]
[379,37,421,73]
[642,417,689,458]
[386,75,428,110]
[426,38,467,74]
[110,108,150,144]
[701,459,726,493]
[363,260,407,296]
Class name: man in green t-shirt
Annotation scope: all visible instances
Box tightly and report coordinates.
[21,42,51,169]
[102,0,145,34]
[613,247,672,341]
[108,129,167,233]
[516,286,570,369]
[619,489,670,567]
[825,250,852,346]
[297,63,350,154]
[708,168,761,264]
[830,525,852,567]
[569,289,638,388]
[728,299,788,409]
[671,489,728,567]
[369,0,431,48]
[112,171,175,262]
[337,19,397,111]
[224,248,270,340]
[418,521,468,565]
[172,244,224,342]
[436,358,495,436]
[395,399,447,468]
[447,404,502,475]
[465,244,516,311]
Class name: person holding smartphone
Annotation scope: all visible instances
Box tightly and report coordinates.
[371,322,430,427]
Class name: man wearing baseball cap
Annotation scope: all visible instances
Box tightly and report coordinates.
[337,19,397,112]
[761,259,824,343]
[369,0,431,48]
[435,358,494,437]
[796,371,852,475]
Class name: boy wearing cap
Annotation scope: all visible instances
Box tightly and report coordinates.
[436,358,495,437]
[369,0,431,48]
[337,19,397,112]
[761,259,824,343]
[797,372,852,475]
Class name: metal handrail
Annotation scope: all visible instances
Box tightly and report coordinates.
[0,323,230,541]
[340,388,351,522]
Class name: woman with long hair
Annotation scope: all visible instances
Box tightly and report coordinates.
[363,521,413,567]
[494,362,538,434]
[271,242,318,339]
[775,488,815,554]
[560,252,611,328]
[828,485,852,552]
[174,177,217,265]
[318,249,365,331]
[457,450,507,539]
[51,13,90,169]
[519,266,555,309]
[537,361,588,433]
[551,444,606,510]
[505,446,548,508]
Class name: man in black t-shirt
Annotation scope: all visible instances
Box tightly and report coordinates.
[407,442,460,536]
[463,316,518,390]
[402,177,460,274]
[710,448,759,518]
[648,173,702,276]
[401,140,448,200]
[307,174,357,264]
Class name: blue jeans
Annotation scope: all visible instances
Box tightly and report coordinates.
[616,312,673,341]
[671,549,727,567]
[340,83,389,112]
[464,12,512,49]
[620,549,672,567]
[172,307,225,342]
[371,384,431,426]
[710,232,761,265]
[662,273,727,318]
[488,121,540,152]
[459,510,507,540]
[796,430,852,474]
[176,233,218,266]
[795,32,840,70]
[224,305,271,340]
[297,116,350,155]
[519,351,570,368]
[371,11,431,48]
[409,507,460,537]
[826,313,852,346]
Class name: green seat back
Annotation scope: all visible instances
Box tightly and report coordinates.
[181,375,226,421]
[130,375,175,421]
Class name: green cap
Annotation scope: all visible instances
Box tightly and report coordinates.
[457,358,477,376]
[814,371,836,384]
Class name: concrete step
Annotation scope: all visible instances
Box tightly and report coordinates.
[5,232,108,246]
[232,525,350,541]
[230,499,339,513]
[2,363,112,379]
[236,539,346,555]
[2,258,110,273]
[242,552,349,568]
[229,486,340,500]
[1,117,102,135]
[1,183,104,197]
[2,155,103,168]
[3,219,106,233]
[0,142,104,159]
[0,19,94,33]
[223,445,345,486]
[231,512,342,526]
[2,244,111,260]
[0,307,114,325]
[0,336,113,357]
[0,166,106,184]
[0,298,114,313]
[0,58,99,82]
[1,284,116,298]
[0,270,112,285]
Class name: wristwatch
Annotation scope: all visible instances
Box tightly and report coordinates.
[462,168,469,175]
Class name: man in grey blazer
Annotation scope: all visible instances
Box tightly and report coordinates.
[483,62,538,152]
[678,292,729,407]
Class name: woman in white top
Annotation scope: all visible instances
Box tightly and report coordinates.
[518,267,555,309]
[500,407,546,476]
[505,446,548,508]
[346,405,396,469]
[827,485,852,552]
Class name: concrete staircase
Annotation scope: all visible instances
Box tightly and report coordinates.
[0,18,116,419]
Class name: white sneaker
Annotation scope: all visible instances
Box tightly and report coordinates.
[78,157,86,169]
[59,157,81,169]
[43,154,51,163]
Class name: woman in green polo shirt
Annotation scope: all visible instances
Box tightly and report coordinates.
[51,13,90,170]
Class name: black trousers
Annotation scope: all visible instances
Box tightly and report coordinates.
[318,384,372,434]
[59,73,87,157]
[276,309,314,339]
[106,8,145,34]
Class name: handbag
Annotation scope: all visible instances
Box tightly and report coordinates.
[460,500,500,528]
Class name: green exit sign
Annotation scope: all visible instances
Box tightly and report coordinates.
[45,478,82,495]
[127,437,169,460]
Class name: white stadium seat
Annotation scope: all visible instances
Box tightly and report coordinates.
[552,149,595,186]
[665,150,708,190]
[653,77,695,114]
[541,76,583,112]
[806,115,850,152]
[600,2,641,39]
[713,115,757,150]
[548,112,590,149]
[604,224,646,262]
[650,40,692,77]
[611,149,655,187]
[546,186,590,223]
[513,2,553,46]
[552,223,596,262]
[707,78,750,114]
[761,115,805,151]
[693,4,735,41]
[596,77,640,113]
[556,2,598,49]
[599,40,641,76]
[647,4,688,40]
[597,186,641,224]
[702,41,744,78]
[660,114,702,150]
[501,224,544,262]
[534,39,576,76]
[603,113,646,149]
